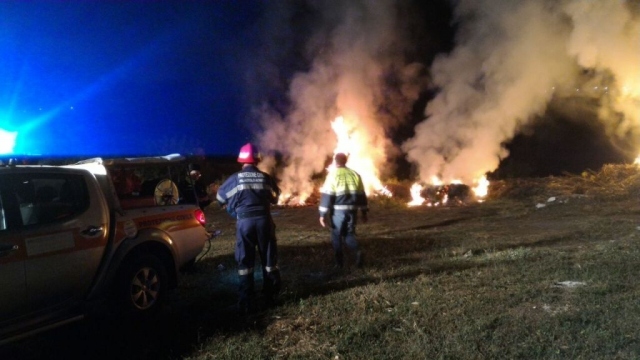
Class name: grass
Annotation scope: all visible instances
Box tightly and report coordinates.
[175,167,640,359]
[4,165,640,359]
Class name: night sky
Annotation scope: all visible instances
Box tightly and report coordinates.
[0,1,631,179]
[1,1,261,157]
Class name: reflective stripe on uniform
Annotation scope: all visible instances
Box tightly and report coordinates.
[237,183,271,191]
[334,189,363,196]
[266,265,279,272]
[224,186,238,200]
[226,184,272,200]
[333,204,358,211]
[320,190,367,196]
[238,267,254,276]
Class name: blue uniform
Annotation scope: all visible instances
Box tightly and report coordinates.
[319,166,368,268]
[217,165,281,310]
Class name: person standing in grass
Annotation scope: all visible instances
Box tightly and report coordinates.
[217,143,282,314]
[319,152,368,269]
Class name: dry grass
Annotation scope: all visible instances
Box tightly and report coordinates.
[4,165,640,359]
[491,164,640,202]
[177,164,640,359]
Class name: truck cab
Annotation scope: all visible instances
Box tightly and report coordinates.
[0,155,209,345]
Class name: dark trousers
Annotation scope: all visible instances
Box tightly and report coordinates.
[330,210,360,266]
[236,215,281,307]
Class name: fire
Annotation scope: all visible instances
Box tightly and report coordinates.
[407,183,425,206]
[279,192,307,206]
[430,175,443,186]
[407,175,490,207]
[472,175,489,199]
[329,116,392,197]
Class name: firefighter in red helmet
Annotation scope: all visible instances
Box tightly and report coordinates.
[217,143,281,314]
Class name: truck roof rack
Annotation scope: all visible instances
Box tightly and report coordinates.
[75,154,185,166]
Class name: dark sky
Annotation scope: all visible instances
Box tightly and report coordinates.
[0,1,261,157]
[0,1,627,178]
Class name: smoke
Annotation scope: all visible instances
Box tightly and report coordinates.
[403,0,640,184]
[248,0,640,195]
[564,1,640,140]
[249,1,426,199]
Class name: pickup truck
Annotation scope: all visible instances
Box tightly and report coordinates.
[0,154,209,345]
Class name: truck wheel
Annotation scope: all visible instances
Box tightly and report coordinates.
[117,254,168,315]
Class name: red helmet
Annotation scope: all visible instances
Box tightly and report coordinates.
[237,143,261,163]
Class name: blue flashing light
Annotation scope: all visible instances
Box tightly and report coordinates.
[0,128,17,155]
[1,2,247,158]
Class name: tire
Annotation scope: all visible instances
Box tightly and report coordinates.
[116,254,168,316]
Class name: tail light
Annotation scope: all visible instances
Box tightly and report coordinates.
[194,209,206,226]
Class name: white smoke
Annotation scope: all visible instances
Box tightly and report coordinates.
[252,1,425,200]
[250,0,640,195]
[564,1,640,139]
[404,0,640,184]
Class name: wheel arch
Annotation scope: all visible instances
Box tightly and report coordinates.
[117,240,178,290]
[106,228,178,290]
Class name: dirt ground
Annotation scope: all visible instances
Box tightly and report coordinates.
[2,188,639,359]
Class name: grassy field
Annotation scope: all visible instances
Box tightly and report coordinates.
[3,165,640,359]
[176,165,640,359]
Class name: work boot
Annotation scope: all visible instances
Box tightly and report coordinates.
[238,273,255,315]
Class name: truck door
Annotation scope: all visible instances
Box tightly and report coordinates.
[0,180,27,321]
[13,171,110,314]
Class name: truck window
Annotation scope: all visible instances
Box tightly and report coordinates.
[9,174,89,227]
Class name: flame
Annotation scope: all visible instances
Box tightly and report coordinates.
[407,183,425,206]
[279,192,307,206]
[472,175,490,198]
[329,116,391,197]
[430,176,443,186]
[408,175,490,207]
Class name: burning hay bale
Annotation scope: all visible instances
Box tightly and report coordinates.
[420,183,475,206]
[381,183,411,201]
[272,163,640,208]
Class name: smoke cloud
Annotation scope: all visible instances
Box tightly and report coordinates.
[404,0,640,184]
[249,1,425,199]
[249,0,640,196]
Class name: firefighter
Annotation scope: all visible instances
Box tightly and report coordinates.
[179,163,212,210]
[319,152,368,269]
[216,143,281,314]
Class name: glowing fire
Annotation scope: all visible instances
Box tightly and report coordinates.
[430,176,443,186]
[407,183,425,206]
[472,175,489,198]
[329,116,392,197]
[407,175,490,207]
[279,193,306,206]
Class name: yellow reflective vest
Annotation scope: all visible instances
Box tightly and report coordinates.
[318,166,368,216]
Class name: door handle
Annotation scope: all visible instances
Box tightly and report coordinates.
[0,243,18,257]
[81,226,104,237]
